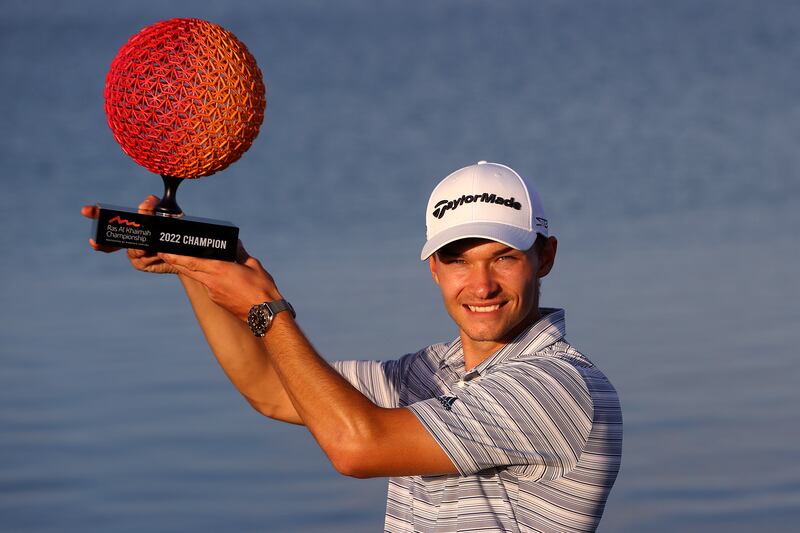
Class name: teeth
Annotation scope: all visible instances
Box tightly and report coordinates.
[467,304,500,313]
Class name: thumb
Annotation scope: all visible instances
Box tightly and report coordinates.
[138,195,160,212]
[244,256,264,271]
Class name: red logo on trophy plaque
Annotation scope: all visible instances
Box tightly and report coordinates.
[92,18,266,261]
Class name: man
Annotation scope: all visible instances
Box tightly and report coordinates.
[83,161,622,532]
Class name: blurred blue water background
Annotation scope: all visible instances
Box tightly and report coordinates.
[1,0,799,531]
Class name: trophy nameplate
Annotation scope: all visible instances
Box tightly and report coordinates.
[93,205,239,261]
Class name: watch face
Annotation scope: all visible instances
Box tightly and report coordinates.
[248,304,270,336]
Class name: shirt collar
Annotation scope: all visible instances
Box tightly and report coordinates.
[439,308,566,378]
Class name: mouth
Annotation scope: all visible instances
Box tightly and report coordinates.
[464,302,504,313]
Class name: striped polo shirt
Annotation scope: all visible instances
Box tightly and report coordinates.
[333,308,622,533]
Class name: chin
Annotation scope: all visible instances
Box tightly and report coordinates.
[460,323,513,343]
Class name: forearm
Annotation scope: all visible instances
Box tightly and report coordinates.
[257,316,455,478]
[179,274,301,424]
[159,252,457,478]
[182,270,386,467]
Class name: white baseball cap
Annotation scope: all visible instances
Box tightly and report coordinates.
[420,161,549,260]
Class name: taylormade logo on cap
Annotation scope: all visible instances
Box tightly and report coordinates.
[420,161,549,260]
[432,193,522,219]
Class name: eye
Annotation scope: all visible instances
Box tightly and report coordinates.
[438,257,465,265]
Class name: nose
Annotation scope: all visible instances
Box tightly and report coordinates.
[469,264,500,299]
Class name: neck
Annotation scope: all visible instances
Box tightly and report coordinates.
[461,307,542,371]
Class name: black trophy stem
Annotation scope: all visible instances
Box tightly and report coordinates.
[156,175,185,218]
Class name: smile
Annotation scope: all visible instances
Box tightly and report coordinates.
[465,304,502,313]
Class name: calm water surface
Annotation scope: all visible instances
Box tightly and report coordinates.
[1,1,799,531]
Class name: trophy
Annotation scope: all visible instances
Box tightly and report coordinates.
[92,18,266,261]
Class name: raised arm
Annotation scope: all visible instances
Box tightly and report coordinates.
[82,197,301,424]
[178,273,301,424]
[160,252,459,478]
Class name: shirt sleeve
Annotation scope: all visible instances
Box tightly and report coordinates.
[331,358,406,408]
[407,358,594,480]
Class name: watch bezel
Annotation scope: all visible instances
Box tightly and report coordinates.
[247,302,272,337]
[247,300,295,337]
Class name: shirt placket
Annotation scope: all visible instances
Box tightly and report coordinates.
[436,361,461,393]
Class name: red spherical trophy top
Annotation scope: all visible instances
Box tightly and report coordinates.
[104,18,266,178]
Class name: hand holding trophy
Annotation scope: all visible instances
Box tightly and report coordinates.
[91,18,266,261]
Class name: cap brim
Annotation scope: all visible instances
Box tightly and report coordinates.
[420,222,538,260]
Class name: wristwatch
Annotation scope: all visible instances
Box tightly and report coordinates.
[247,299,296,337]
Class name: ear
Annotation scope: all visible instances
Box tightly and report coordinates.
[429,256,440,285]
[536,236,558,278]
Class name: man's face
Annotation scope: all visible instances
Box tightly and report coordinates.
[429,238,556,356]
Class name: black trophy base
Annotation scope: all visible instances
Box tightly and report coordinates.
[93,204,239,261]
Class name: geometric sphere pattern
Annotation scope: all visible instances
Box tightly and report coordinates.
[104,18,266,178]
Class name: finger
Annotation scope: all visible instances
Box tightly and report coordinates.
[89,238,120,253]
[169,262,194,278]
[138,195,160,213]
[127,247,162,261]
[170,262,213,285]
[159,253,221,273]
[129,254,161,267]
[127,248,150,259]
[244,256,262,270]
[81,205,99,219]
